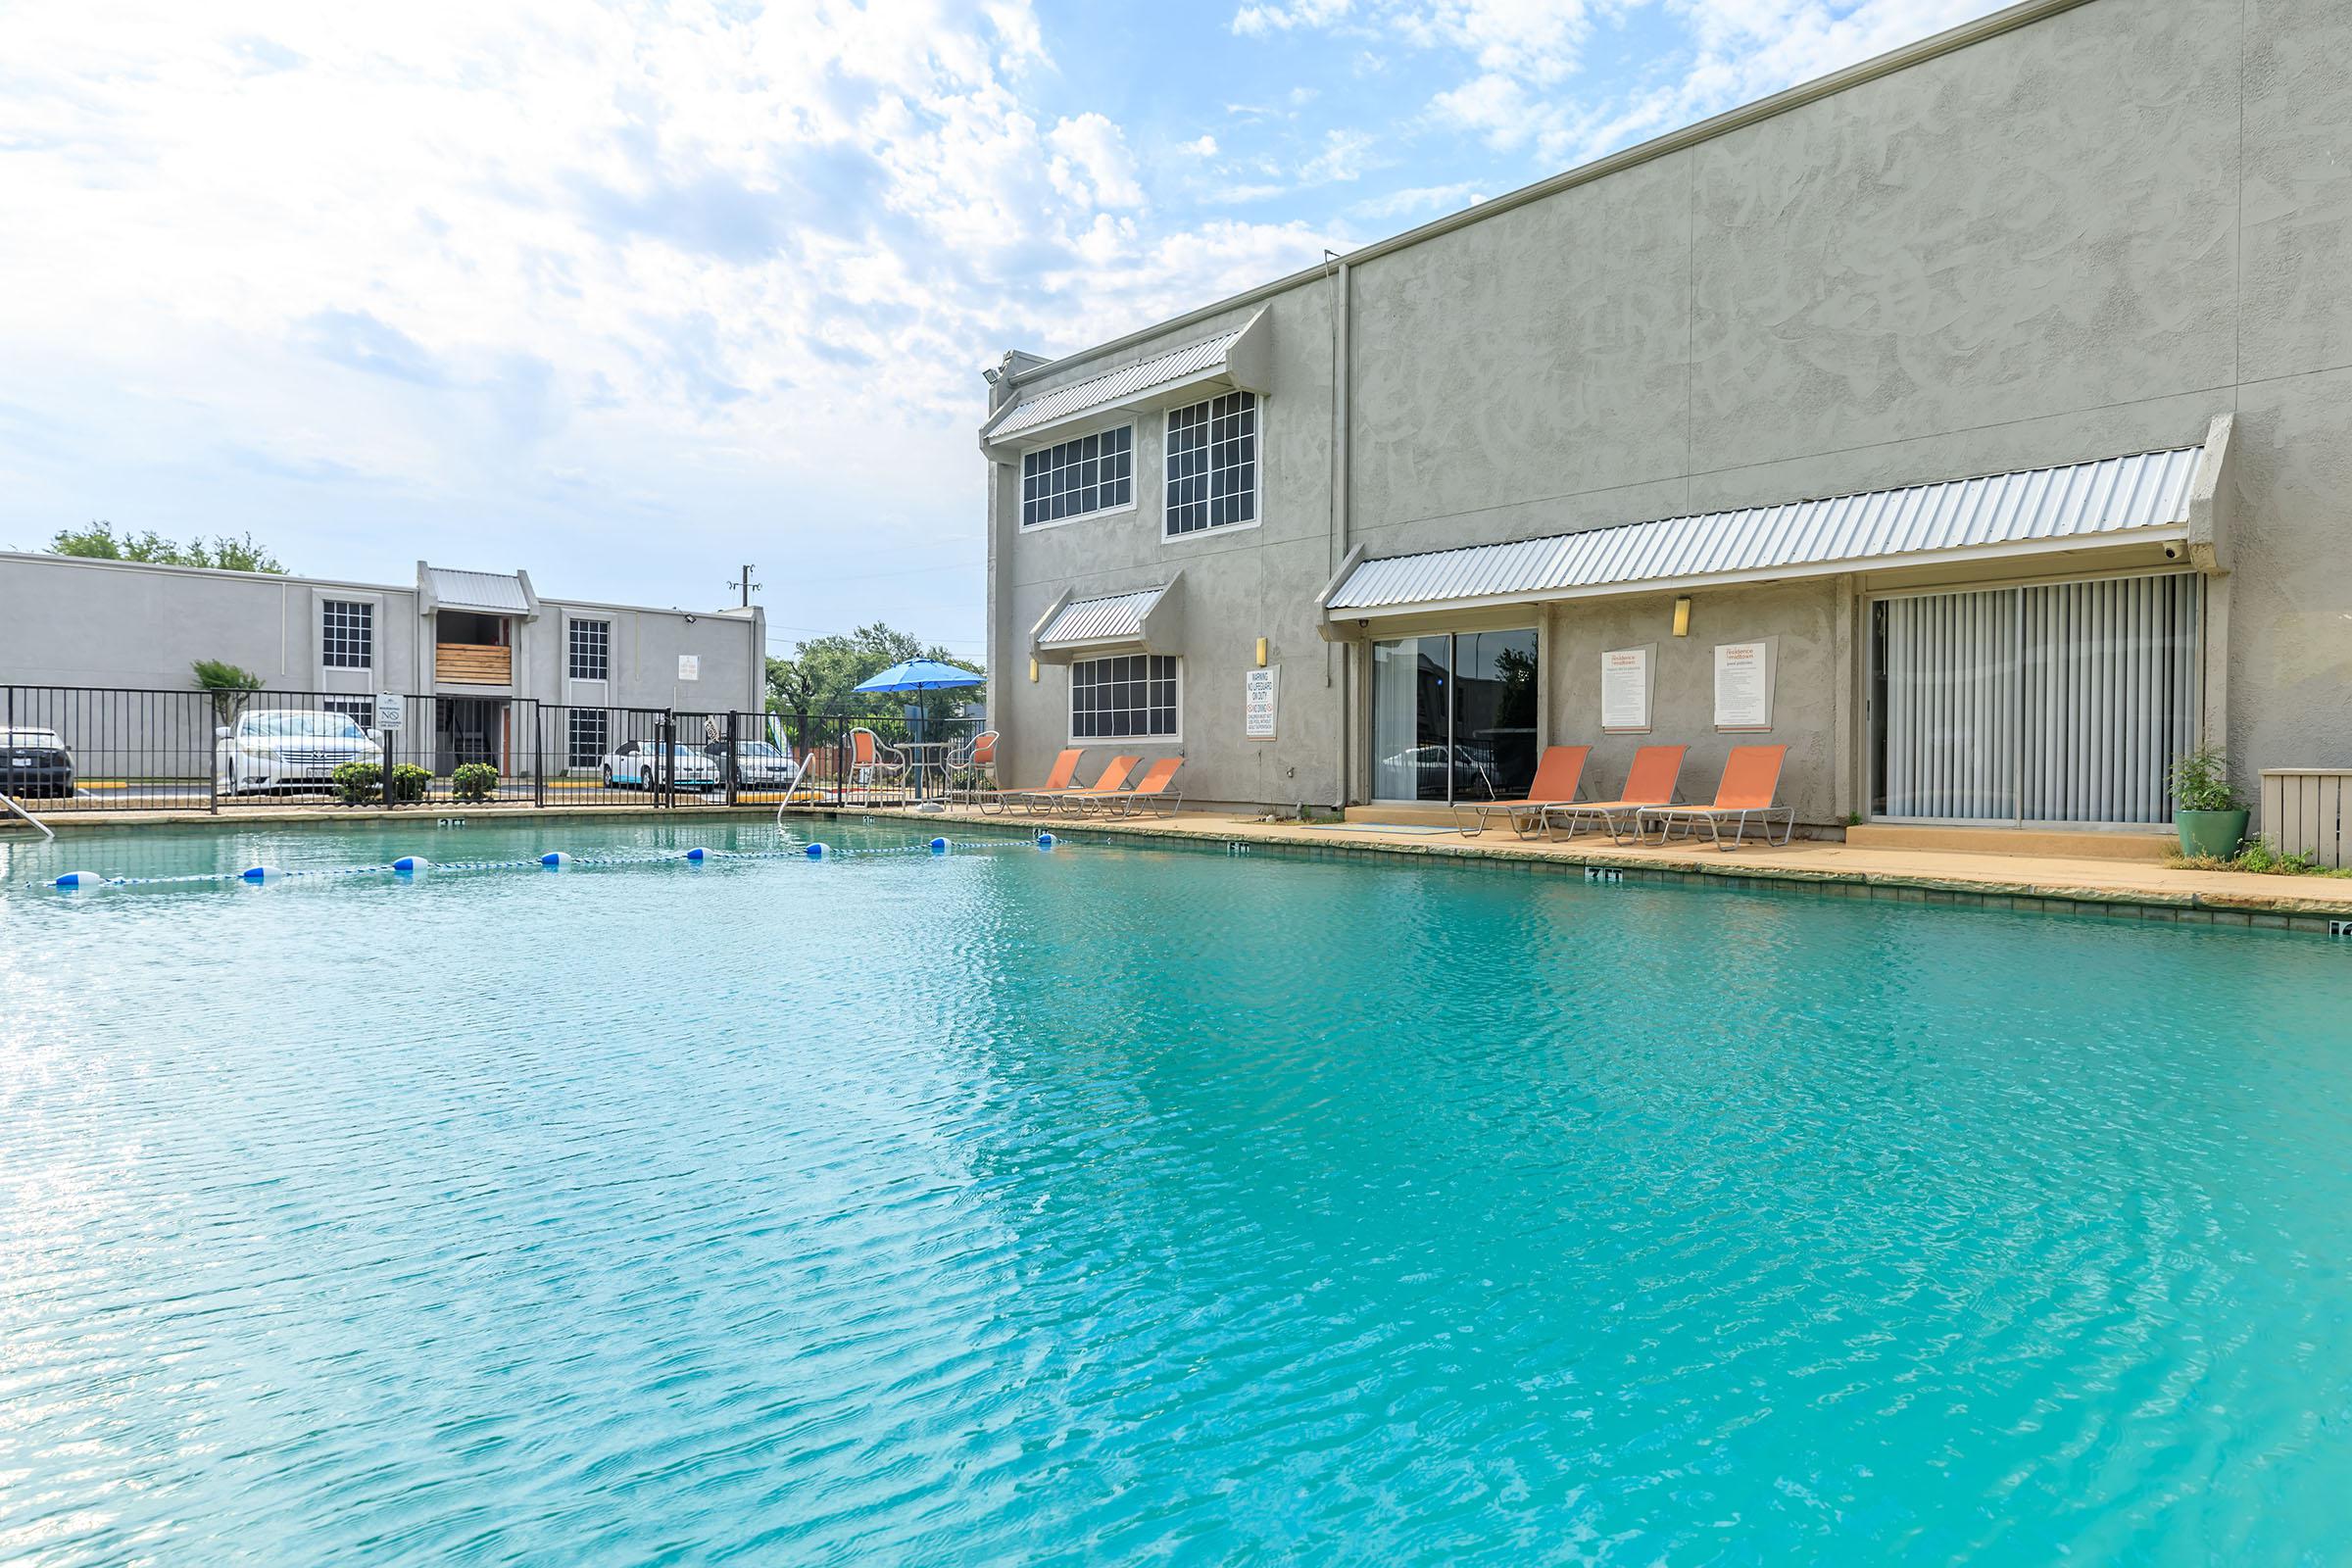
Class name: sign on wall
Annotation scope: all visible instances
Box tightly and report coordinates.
[1713,640,1775,731]
[1600,646,1651,732]
[677,655,701,682]
[1244,666,1279,740]
[373,692,406,733]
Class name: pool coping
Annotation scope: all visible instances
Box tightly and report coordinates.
[12,800,2351,935]
[801,806,2352,936]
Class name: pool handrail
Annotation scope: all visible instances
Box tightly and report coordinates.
[2,790,55,842]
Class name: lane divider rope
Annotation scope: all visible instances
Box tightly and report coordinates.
[36,834,1058,891]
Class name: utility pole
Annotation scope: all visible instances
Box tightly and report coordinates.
[729,564,760,608]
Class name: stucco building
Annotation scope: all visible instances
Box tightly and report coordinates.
[979,0,2351,840]
[0,552,765,776]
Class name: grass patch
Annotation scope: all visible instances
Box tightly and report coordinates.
[2169,838,2352,877]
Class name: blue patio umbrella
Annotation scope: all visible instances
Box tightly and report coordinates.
[850,659,986,694]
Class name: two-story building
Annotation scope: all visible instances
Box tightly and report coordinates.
[0,553,764,778]
[980,0,2351,842]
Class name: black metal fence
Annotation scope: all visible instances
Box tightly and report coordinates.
[0,685,986,815]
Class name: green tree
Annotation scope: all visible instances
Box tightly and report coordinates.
[191,659,265,725]
[47,521,287,573]
[764,623,982,719]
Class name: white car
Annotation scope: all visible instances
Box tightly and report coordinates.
[599,739,720,791]
[216,710,383,794]
[695,739,800,787]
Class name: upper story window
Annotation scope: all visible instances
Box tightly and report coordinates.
[568,618,612,681]
[1164,391,1256,537]
[321,599,372,668]
[1070,654,1179,740]
[1021,424,1134,528]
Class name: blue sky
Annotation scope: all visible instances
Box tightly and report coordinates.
[0,0,2006,662]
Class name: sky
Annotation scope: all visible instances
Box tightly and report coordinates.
[0,0,2010,662]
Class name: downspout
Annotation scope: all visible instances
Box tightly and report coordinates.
[1328,256,1351,812]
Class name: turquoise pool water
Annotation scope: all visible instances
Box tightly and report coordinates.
[3,817,2350,1564]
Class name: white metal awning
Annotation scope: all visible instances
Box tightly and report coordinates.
[1323,442,2213,621]
[1030,577,1186,662]
[982,309,1272,453]
[422,565,535,615]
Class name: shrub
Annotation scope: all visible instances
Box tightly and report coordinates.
[451,762,500,802]
[330,760,381,806]
[2170,747,2242,812]
[2167,838,2352,878]
[389,763,431,805]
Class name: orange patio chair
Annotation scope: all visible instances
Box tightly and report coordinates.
[1096,757,1185,818]
[1022,755,1139,816]
[975,747,1081,815]
[1541,746,1686,845]
[1451,745,1591,838]
[1638,745,1793,850]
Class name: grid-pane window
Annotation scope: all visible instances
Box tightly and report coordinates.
[568,618,611,680]
[568,709,610,769]
[320,697,375,731]
[1021,425,1133,527]
[1164,392,1256,537]
[321,600,372,668]
[1070,654,1178,740]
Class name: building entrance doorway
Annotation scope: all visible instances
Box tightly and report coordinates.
[1370,629,1539,803]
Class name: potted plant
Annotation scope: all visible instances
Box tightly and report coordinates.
[2171,747,2249,858]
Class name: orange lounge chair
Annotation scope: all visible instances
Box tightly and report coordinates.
[1639,745,1793,850]
[1019,755,1138,815]
[1097,757,1184,818]
[1451,745,1591,838]
[1541,746,1686,845]
[976,747,1081,815]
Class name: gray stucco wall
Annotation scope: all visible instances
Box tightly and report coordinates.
[985,0,2352,823]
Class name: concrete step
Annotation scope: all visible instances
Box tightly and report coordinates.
[1344,804,1468,828]
[1845,823,2175,862]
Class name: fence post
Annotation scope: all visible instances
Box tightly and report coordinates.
[662,711,674,808]
[724,710,740,807]
[533,701,547,809]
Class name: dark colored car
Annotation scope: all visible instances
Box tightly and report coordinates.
[0,726,76,798]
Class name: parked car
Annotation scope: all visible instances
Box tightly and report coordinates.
[599,739,720,791]
[216,710,384,795]
[692,739,800,787]
[0,726,76,798]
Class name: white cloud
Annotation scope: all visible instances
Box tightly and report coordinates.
[1184,133,1220,157]
[1046,111,1145,207]
[1353,180,1486,219]
[1232,0,1352,36]
[0,0,1355,631]
[1301,127,1376,182]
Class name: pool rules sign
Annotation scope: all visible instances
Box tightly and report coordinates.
[1244,666,1279,740]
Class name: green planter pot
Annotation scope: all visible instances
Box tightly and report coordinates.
[2175,808,2249,859]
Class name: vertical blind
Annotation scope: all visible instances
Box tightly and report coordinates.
[1879,572,2200,824]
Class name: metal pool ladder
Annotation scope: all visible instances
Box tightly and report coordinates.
[2,791,55,841]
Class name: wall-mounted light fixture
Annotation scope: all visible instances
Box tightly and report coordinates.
[1028,657,1039,682]
[1255,636,1269,668]
[1672,596,1691,638]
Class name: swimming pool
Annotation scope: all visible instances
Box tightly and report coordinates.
[4,816,2349,1563]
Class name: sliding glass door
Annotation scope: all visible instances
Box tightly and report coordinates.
[1370,629,1539,804]
[1870,571,2201,825]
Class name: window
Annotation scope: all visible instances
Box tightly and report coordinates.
[1164,391,1256,537]
[319,696,376,734]
[568,709,610,769]
[568,618,611,680]
[1021,424,1133,527]
[321,600,372,668]
[1071,654,1178,740]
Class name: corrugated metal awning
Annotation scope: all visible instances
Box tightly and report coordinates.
[983,309,1271,450]
[1325,445,2205,617]
[424,566,532,614]
[1037,586,1165,647]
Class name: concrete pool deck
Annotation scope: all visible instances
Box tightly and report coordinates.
[855,803,2352,932]
[8,798,2351,930]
